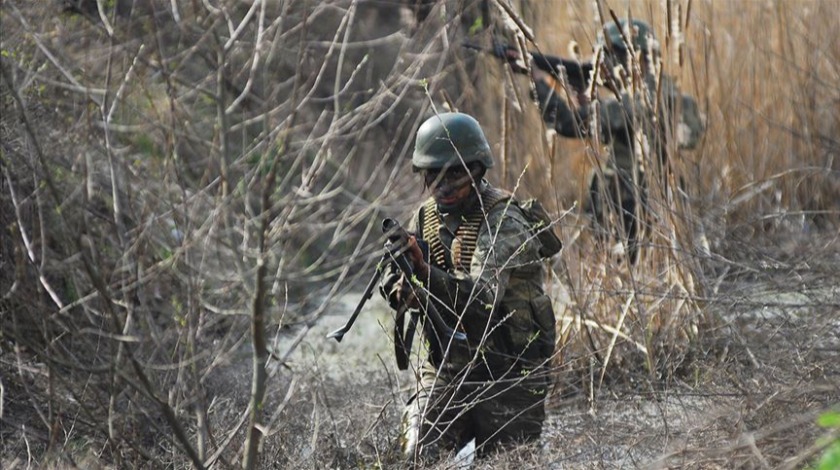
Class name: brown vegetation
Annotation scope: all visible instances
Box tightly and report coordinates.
[1,0,838,468]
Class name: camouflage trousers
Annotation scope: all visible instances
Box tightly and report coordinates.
[400,363,549,464]
[588,168,646,263]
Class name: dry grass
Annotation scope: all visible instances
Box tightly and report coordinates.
[475,0,840,386]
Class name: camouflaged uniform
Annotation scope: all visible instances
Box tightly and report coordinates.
[397,180,555,462]
[536,70,704,258]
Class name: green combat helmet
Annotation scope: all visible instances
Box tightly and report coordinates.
[598,19,659,55]
[412,112,494,170]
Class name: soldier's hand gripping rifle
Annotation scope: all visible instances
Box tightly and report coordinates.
[462,41,594,93]
[326,218,467,345]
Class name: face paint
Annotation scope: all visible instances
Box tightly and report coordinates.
[423,166,477,211]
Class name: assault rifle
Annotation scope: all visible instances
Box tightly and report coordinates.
[462,41,594,93]
[327,218,466,349]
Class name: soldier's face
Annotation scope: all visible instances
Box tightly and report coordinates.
[424,166,474,207]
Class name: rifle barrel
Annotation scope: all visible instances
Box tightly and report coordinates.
[461,41,593,91]
[326,254,385,342]
[329,218,467,344]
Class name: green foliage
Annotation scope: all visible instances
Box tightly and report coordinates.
[809,410,840,470]
[818,412,840,428]
[171,296,186,327]
[134,134,157,158]
[246,150,277,178]
[158,245,173,261]
[63,281,79,304]
[468,17,484,36]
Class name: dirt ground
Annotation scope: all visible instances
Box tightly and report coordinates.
[287,246,840,469]
[1,237,837,470]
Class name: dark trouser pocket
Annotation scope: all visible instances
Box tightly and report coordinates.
[530,294,556,360]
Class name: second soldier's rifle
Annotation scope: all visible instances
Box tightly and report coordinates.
[327,219,466,356]
[463,41,594,93]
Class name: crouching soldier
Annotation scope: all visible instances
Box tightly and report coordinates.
[380,112,561,465]
[532,19,705,262]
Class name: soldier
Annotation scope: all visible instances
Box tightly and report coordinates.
[532,19,705,262]
[381,112,558,464]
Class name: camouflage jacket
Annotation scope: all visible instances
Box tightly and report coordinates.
[536,72,705,175]
[403,181,555,379]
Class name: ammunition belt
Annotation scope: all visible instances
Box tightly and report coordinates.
[421,187,511,274]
